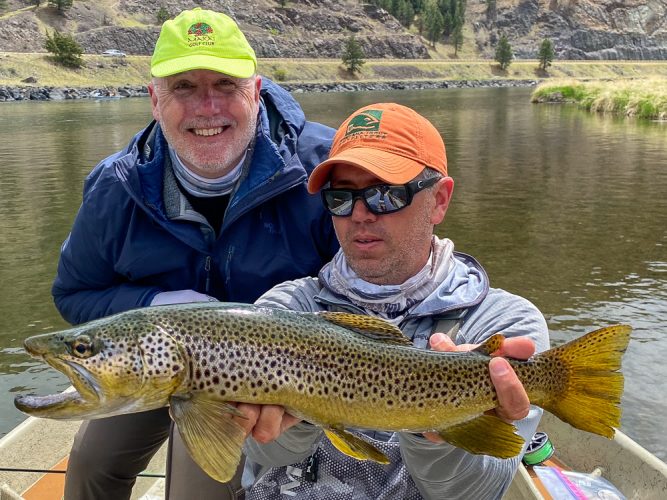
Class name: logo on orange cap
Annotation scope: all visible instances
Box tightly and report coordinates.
[345,110,384,136]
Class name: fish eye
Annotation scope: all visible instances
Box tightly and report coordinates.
[69,335,96,358]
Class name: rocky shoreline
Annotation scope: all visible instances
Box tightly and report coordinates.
[0,79,538,102]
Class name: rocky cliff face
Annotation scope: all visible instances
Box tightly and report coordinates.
[471,0,667,59]
[0,0,427,59]
[0,0,665,60]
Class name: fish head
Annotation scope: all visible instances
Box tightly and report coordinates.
[15,311,188,420]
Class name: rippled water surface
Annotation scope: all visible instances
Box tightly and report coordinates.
[1,88,665,460]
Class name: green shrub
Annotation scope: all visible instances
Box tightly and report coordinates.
[611,91,630,111]
[636,100,658,119]
[44,29,84,68]
[273,68,288,81]
[156,6,170,24]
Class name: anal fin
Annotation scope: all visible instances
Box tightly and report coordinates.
[324,427,389,464]
[438,414,524,458]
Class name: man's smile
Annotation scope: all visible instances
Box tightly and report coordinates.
[191,126,229,137]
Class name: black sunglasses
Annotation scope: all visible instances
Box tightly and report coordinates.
[321,177,439,217]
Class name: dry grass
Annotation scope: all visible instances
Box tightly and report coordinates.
[2,52,667,91]
[532,78,667,120]
[258,59,667,85]
[0,53,151,87]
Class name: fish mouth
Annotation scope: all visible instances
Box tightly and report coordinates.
[14,356,102,419]
[14,388,88,419]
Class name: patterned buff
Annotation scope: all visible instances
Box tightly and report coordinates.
[321,236,455,324]
[169,146,245,197]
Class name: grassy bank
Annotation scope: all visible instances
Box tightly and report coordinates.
[2,52,667,88]
[532,79,667,120]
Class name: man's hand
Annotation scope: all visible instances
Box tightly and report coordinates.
[422,333,536,443]
[150,290,218,306]
[232,403,302,444]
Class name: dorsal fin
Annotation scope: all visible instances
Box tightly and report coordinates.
[318,312,413,346]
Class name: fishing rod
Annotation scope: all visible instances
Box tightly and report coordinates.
[0,467,165,478]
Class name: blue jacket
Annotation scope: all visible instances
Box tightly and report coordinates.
[52,79,339,325]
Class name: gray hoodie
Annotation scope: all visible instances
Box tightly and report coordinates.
[243,249,549,500]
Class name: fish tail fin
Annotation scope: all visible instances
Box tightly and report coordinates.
[537,325,631,439]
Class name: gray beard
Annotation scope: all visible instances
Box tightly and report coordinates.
[162,113,257,176]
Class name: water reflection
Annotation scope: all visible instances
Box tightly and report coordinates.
[0,90,665,460]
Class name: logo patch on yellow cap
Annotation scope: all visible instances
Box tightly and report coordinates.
[187,22,215,47]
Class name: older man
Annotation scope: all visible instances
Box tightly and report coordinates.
[53,8,338,499]
[236,103,549,499]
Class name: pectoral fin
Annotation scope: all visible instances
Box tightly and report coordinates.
[438,414,524,458]
[324,426,389,464]
[170,393,246,482]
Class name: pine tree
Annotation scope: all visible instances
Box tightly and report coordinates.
[495,34,513,70]
[396,0,415,27]
[538,38,555,71]
[410,0,424,14]
[424,0,444,47]
[452,24,463,56]
[49,0,73,13]
[341,35,365,75]
[44,29,84,68]
[486,0,496,21]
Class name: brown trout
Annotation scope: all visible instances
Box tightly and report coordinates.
[14,302,631,482]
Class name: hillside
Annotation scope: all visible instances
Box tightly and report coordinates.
[0,0,666,60]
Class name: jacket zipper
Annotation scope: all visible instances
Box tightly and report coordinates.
[204,256,212,293]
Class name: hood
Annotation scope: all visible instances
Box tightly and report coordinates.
[317,249,489,318]
[227,78,309,210]
[408,251,489,317]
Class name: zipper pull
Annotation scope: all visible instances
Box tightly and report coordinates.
[204,256,211,293]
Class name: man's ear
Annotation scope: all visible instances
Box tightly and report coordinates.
[253,75,262,105]
[430,177,454,225]
[148,82,160,122]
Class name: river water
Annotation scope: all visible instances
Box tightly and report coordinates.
[0,88,665,461]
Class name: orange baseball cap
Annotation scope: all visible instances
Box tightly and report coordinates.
[307,103,447,193]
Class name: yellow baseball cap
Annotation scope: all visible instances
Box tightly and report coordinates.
[151,8,257,78]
